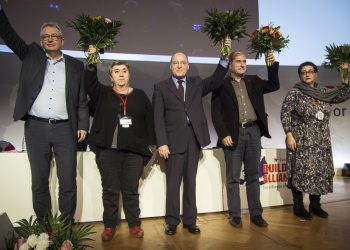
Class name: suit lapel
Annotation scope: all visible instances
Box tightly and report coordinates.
[185,77,195,103]
[165,77,184,102]
[64,55,71,98]
[244,76,254,101]
[223,78,238,106]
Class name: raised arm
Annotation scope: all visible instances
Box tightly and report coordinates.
[0,7,29,61]
[201,38,231,96]
[84,46,103,103]
[262,51,280,94]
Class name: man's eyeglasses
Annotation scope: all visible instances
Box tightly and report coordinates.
[172,61,188,66]
[41,35,62,41]
[300,71,315,76]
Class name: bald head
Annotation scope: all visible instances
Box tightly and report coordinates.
[170,52,190,79]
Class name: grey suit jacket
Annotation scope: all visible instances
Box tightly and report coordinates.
[0,9,89,134]
[153,64,228,154]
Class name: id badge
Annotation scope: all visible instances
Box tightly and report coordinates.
[120,116,132,128]
[316,111,324,121]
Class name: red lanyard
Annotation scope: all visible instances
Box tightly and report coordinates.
[312,97,320,108]
[118,95,128,116]
[117,88,129,116]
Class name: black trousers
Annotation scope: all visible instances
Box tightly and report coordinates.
[95,148,144,228]
[25,119,77,221]
[165,125,200,226]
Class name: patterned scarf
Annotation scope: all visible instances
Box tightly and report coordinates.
[294,82,349,103]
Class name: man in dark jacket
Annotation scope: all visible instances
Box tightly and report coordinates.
[153,39,231,235]
[211,51,279,228]
[0,5,89,222]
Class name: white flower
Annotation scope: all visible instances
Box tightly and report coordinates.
[26,234,38,247]
[36,233,50,250]
[19,242,30,250]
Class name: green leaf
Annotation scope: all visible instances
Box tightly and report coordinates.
[202,8,249,46]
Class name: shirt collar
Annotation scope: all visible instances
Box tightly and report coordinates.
[172,76,186,85]
[46,53,65,64]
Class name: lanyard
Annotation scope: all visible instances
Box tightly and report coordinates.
[117,88,129,116]
[312,97,320,109]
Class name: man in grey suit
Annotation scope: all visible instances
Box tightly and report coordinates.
[153,39,231,235]
[0,5,89,223]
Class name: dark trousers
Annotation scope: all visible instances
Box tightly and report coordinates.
[224,124,263,218]
[25,119,77,221]
[95,149,144,228]
[165,125,200,226]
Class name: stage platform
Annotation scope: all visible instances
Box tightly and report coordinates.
[0,149,292,223]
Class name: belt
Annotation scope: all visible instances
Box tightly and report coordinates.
[27,115,69,124]
[239,121,257,128]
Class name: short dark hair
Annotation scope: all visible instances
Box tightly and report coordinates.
[109,61,130,75]
[298,61,318,75]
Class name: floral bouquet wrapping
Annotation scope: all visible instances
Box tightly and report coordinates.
[248,24,289,66]
[6,213,95,250]
[67,14,123,65]
[201,8,249,57]
[323,43,350,78]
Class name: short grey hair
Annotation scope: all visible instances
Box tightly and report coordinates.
[228,51,246,63]
[40,22,63,37]
[109,61,130,76]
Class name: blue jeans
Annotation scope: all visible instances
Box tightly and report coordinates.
[224,124,263,218]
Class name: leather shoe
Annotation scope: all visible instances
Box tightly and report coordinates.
[250,215,268,227]
[130,226,144,238]
[101,227,115,241]
[165,224,177,235]
[183,224,201,234]
[229,217,242,228]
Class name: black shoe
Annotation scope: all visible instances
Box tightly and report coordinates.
[229,217,242,228]
[165,224,177,235]
[293,204,312,220]
[250,215,268,227]
[183,224,201,234]
[309,205,328,218]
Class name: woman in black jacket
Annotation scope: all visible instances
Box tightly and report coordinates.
[85,46,155,240]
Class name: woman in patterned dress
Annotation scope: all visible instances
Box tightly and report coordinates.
[281,61,350,220]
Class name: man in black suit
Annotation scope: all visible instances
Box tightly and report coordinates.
[153,39,231,235]
[0,5,89,222]
[211,51,279,228]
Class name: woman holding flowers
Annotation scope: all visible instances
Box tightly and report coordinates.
[84,46,155,240]
[281,62,350,220]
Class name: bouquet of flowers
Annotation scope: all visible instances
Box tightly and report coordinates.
[67,14,123,65]
[201,8,249,57]
[323,43,350,78]
[247,24,289,66]
[6,213,95,250]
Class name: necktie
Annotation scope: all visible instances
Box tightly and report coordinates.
[177,80,184,100]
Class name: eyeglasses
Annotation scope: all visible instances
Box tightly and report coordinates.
[41,34,62,41]
[300,71,315,76]
[172,61,188,66]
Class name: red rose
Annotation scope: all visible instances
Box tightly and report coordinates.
[261,26,269,33]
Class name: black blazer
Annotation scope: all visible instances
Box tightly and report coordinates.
[211,62,280,150]
[0,9,89,134]
[84,65,155,157]
[153,63,228,154]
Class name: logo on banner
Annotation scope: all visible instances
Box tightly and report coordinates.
[239,156,287,186]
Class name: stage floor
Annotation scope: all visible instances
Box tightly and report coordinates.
[87,176,350,250]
